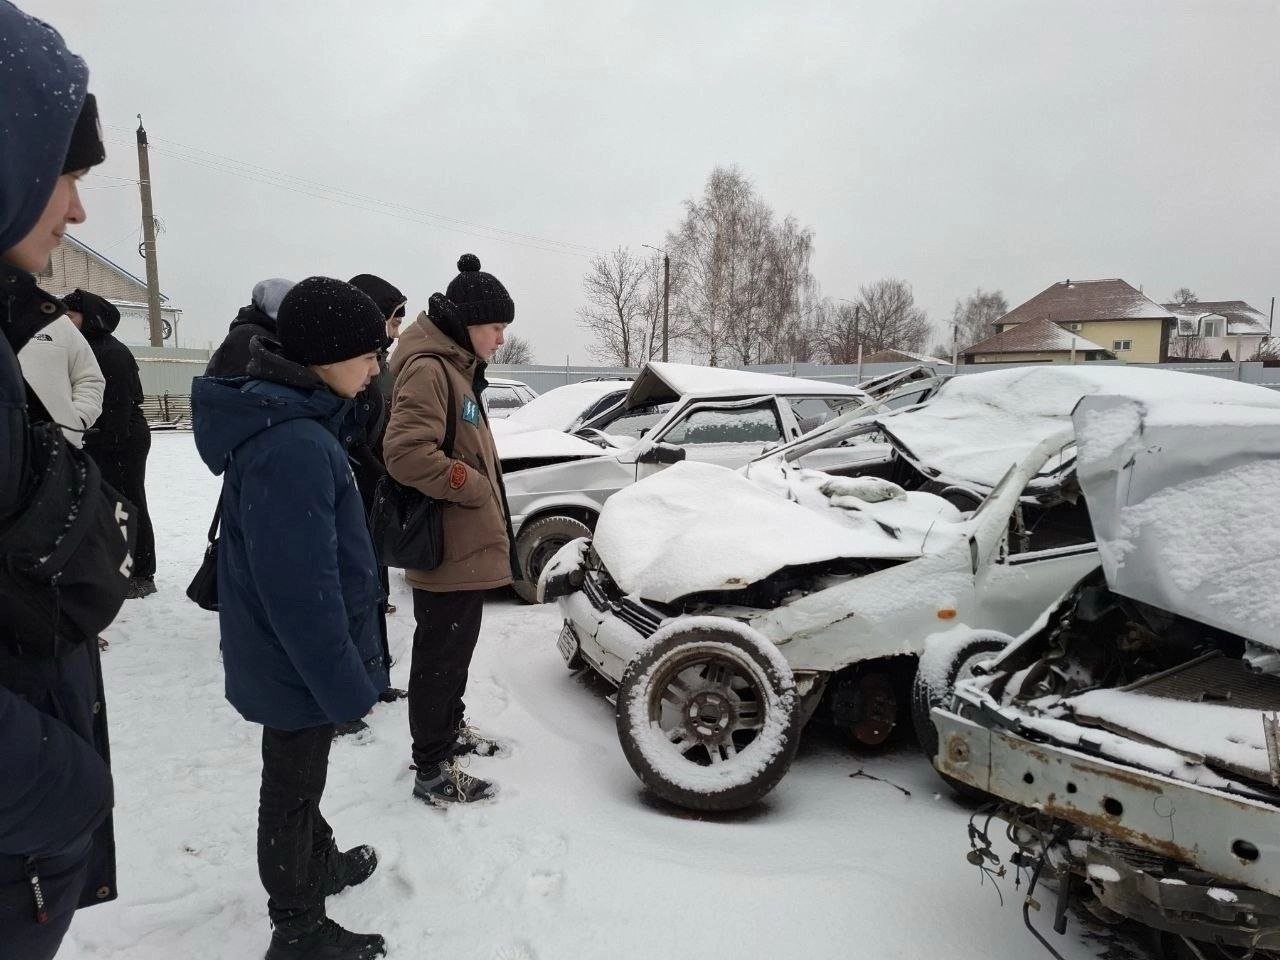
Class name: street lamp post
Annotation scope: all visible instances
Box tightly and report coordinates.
[642,244,670,362]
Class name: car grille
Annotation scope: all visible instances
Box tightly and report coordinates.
[582,565,664,639]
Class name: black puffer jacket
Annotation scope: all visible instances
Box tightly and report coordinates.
[205,303,275,379]
[73,291,148,449]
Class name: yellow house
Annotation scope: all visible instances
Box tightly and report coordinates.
[966,278,1174,363]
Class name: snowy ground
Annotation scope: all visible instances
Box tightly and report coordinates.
[61,434,1124,960]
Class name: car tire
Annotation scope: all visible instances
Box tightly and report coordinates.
[911,631,1011,801]
[615,621,802,812]
[513,515,592,604]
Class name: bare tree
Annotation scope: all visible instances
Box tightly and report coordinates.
[492,335,534,365]
[665,166,816,366]
[951,288,1009,349]
[1171,287,1199,306]
[813,299,864,363]
[854,278,930,353]
[1251,339,1280,361]
[578,247,654,366]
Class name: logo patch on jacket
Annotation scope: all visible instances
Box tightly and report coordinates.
[461,396,481,425]
[449,462,468,490]
[33,333,53,342]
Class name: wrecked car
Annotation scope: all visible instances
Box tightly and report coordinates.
[537,366,1215,811]
[930,388,1280,957]
[482,377,538,418]
[490,377,632,437]
[498,361,877,601]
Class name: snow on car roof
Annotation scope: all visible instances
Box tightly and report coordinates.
[593,460,928,604]
[495,379,632,434]
[624,361,867,409]
[1073,393,1280,648]
[488,377,533,388]
[879,366,1280,491]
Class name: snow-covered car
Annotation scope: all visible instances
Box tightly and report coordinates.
[490,377,632,437]
[541,366,1275,812]
[930,389,1280,958]
[482,377,538,419]
[498,361,876,601]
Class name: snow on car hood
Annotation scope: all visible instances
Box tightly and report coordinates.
[494,428,612,463]
[593,460,961,604]
[1073,392,1280,648]
[491,379,631,436]
[879,366,1280,490]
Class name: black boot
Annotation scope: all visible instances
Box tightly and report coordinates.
[265,918,386,960]
[320,845,378,897]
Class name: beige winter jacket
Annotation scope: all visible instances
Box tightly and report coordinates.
[383,315,514,592]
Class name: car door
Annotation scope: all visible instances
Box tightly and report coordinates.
[637,397,788,479]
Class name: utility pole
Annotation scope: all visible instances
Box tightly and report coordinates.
[135,115,165,348]
[661,252,670,362]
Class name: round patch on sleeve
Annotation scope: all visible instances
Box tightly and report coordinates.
[449,462,468,490]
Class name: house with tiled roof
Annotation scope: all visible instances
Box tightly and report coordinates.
[961,317,1114,365]
[971,278,1175,363]
[1162,299,1272,361]
[38,235,183,347]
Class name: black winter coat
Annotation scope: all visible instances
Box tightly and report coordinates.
[83,330,148,450]
[205,304,275,378]
[0,263,121,918]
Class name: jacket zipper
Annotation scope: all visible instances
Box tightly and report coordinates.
[25,857,49,924]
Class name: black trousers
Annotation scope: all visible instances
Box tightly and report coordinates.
[408,589,484,768]
[89,436,155,580]
[258,725,337,938]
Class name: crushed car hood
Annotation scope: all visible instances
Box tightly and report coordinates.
[495,428,613,466]
[1073,392,1280,649]
[878,366,1280,491]
[592,460,961,604]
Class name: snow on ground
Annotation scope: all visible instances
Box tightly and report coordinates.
[61,434,1114,960]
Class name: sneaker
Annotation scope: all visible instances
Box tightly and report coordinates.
[452,722,505,758]
[413,759,496,805]
[126,577,157,599]
[377,687,408,703]
[333,719,369,739]
[320,844,378,897]
[265,918,386,960]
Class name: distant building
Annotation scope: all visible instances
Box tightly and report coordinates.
[961,317,1113,364]
[1162,300,1271,361]
[969,278,1174,363]
[38,234,183,347]
[861,348,953,366]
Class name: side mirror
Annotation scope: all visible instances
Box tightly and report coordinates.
[637,443,687,466]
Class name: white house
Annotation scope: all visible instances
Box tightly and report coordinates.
[1163,300,1271,361]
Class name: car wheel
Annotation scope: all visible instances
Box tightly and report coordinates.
[911,630,1011,801]
[513,515,592,604]
[615,621,802,812]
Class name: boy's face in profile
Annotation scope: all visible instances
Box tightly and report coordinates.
[315,352,381,399]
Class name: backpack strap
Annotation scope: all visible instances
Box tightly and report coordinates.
[206,497,221,544]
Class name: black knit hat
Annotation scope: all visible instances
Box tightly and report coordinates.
[444,254,514,326]
[348,273,407,320]
[62,93,106,174]
[63,288,120,335]
[276,276,391,367]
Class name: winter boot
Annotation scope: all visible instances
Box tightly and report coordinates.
[377,687,408,703]
[126,577,156,599]
[320,844,378,897]
[264,918,386,960]
[451,722,505,758]
[333,719,369,739]
[413,759,496,805]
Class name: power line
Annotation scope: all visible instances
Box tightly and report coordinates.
[102,124,604,259]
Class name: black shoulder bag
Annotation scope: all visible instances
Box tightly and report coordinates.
[185,499,221,611]
[369,358,457,571]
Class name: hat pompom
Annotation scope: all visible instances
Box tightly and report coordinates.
[457,253,481,272]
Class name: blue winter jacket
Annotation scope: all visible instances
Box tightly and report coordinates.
[191,346,387,730]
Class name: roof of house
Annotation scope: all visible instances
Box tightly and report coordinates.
[998,279,1172,327]
[862,348,954,366]
[962,317,1109,356]
[64,234,169,304]
[1162,300,1270,337]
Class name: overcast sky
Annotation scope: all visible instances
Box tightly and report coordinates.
[29,0,1280,361]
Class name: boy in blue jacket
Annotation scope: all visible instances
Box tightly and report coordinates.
[192,277,392,960]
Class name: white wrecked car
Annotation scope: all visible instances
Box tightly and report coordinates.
[542,366,1275,812]
[930,388,1280,958]
[482,377,538,419]
[499,361,877,601]
[490,377,632,437]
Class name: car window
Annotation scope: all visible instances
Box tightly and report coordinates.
[485,387,522,411]
[787,396,853,434]
[662,403,784,446]
[580,390,628,423]
[515,386,537,403]
[597,402,674,439]
[881,388,932,411]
